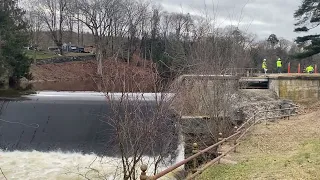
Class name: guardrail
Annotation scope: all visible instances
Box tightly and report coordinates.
[140,104,299,180]
[223,68,259,77]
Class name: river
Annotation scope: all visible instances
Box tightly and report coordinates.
[0,92,182,180]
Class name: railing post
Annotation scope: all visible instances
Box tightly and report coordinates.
[288,108,291,120]
[217,133,223,164]
[140,164,148,180]
[265,111,268,125]
[192,143,199,174]
[233,126,238,153]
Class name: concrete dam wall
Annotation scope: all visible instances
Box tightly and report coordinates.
[268,74,320,102]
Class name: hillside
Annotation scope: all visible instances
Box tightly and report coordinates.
[30,58,158,92]
[200,105,320,180]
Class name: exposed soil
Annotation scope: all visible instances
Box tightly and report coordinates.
[29,57,158,92]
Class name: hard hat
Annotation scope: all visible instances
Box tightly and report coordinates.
[263,59,266,61]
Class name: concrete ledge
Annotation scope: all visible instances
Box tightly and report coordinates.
[266,74,320,80]
[240,77,269,82]
[179,74,240,81]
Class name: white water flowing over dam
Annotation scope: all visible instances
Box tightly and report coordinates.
[0,142,184,180]
[0,92,181,180]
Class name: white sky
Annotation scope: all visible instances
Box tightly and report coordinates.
[20,0,317,41]
[154,0,315,41]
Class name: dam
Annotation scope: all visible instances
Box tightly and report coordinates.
[0,92,178,155]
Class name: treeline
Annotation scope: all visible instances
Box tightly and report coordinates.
[24,0,320,80]
[0,0,32,87]
[25,0,255,78]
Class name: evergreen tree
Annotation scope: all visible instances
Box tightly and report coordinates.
[294,0,320,58]
[0,0,31,85]
[267,34,279,48]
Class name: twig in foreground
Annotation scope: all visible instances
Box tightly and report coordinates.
[0,167,8,180]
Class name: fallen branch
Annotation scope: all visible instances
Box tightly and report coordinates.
[0,167,8,180]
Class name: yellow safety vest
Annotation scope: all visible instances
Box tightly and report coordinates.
[306,66,314,73]
[277,60,282,68]
[262,62,267,69]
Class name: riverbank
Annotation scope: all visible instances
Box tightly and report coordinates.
[29,58,158,92]
[199,106,320,180]
[0,92,180,179]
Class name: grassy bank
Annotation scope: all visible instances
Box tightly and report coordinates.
[0,89,36,97]
[199,111,320,180]
[25,50,93,60]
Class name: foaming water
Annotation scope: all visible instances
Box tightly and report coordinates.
[0,91,182,179]
[0,142,184,180]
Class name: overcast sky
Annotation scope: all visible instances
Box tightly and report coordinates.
[155,0,309,41]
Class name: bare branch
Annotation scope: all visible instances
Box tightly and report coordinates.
[0,168,7,180]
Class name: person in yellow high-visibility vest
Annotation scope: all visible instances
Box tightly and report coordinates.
[262,59,267,75]
[306,65,314,73]
[276,58,282,73]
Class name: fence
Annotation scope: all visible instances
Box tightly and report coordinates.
[140,104,299,180]
[224,63,319,75]
[223,68,259,77]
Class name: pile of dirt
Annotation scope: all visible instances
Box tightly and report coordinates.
[30,59,159,92]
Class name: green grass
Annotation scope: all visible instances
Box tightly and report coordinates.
[24,50,93,60]
[25,50,58,60]
[198,113,320,180]
[65,52,93,57]
[0,89,36,97]
[200,139,320,180]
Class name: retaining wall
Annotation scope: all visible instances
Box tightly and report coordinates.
[35,55,95,65]
[269,75,320,102]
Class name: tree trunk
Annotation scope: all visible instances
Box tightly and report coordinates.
[59,47,63,55]
[96,45,103,75]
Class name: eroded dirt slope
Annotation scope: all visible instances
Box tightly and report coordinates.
[30,59,158,92]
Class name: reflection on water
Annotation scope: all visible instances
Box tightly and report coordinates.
[30,80,100,91]
[0,92,177,155]
[29,80,156,92]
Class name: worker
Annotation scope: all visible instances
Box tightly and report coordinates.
[276,58,282,73]
[262,59,267,75]
[306,65,314,74]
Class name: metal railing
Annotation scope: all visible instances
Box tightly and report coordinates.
[140,104,299,180]
[223,68,259,77]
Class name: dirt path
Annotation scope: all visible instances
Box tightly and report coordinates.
[200,109,320,180]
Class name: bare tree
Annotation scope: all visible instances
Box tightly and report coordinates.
[65,12,74,44]
[26,10,44,62]
[92,65,178,179]
[72,0,119,75]
[34,0,68,55]
[169,12,191,40]
[123,0,150,64]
